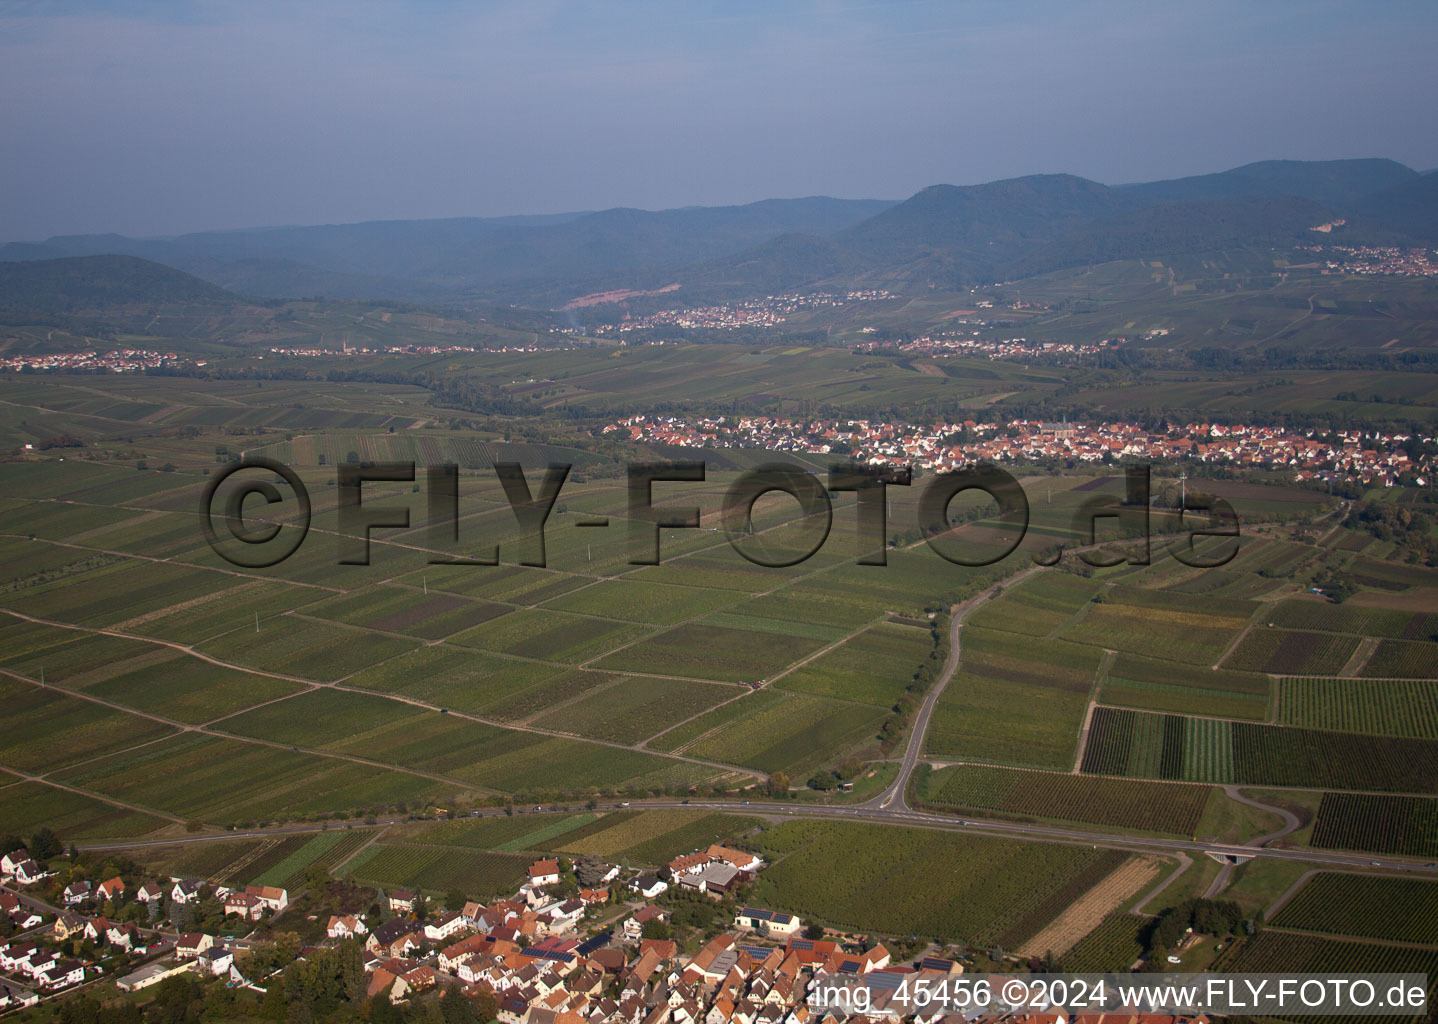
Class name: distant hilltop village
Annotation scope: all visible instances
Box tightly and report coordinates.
[593,292,895,334]
[605,415,1431,489]
[1,348,200,373]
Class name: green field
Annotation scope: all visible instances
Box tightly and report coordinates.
[1062,914,1149,972]
[751,819,1135,947]
[1062,588,1253,665]
[680,692,888,776]
[1310,793,1438,858]
[344,844,529,898]
[1279,677,1438,739]
[1360,638,1438,679]
[1101,652,1270,720]
[916,764,1213,836]
[591,622,829,683]
[1272,873,1438,944]
[968,573,1102,636]
[0,780,169,840]
[776,622,932,706]
[1082,707,1438,791]
[1220,932,1438,1024]
[1224,627,1361,675]
[926,627,1101,769]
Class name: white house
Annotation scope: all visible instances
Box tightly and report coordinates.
[0,943,38,972]
[388,890,416,913]
[630,874,667,899]
[197,945,235,977]
[12,861,51,885]
[170,879,203,904]
[529,859,561,887]
[38,960,85,990]
[106,925,134,952]
[545,898,585,931]
[732,908,801,939]
[326,914,368,939]
[243,885,288,913]
[176,933,214,957]
[424,911,468,942]
[0,851,31,878]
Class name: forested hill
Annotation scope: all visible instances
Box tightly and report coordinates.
[0,254,241,314]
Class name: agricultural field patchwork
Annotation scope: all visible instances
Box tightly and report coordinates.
[1061,914,1149,972]
[0,677,177,773]
[301,585,513,640]
[55,734,454,826]
[198,616,420,681]
[540,579,741,624]
[1268,598,1438,640]
[449,608,651,663]
[553,809,762,864]
[343,645,564,713]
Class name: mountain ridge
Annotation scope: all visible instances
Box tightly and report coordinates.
[2,159,1432,307]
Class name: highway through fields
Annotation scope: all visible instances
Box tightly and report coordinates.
[76,797,1438,877]
[77,508,1438,882]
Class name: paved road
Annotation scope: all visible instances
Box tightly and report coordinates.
[78,518,1430,881]
[77,797,1438,877]
[866,567,1039,812]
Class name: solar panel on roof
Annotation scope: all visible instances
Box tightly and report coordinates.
[575,931,612,957]
[789,939,814,950]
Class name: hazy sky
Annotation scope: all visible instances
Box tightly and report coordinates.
[3,0,1436,240]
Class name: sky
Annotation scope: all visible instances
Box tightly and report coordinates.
[2,0,1436,241]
